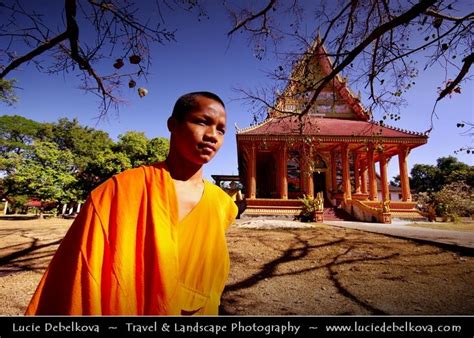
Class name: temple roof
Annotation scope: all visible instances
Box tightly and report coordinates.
[237,115,427,140]
[273,38,369,121]
[238,38,428,149]
[211,175,240,182]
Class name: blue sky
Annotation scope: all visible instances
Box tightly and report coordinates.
[3,1,473,181]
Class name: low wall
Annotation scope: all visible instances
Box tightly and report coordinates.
[344,200,383,223]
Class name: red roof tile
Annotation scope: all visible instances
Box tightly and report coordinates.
[25,199,42,207]
[238,116,426,138]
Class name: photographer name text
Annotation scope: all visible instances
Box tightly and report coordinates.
[12,321,301,335]
[13,322,99,333]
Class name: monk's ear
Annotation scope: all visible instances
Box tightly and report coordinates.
[167,116,177,132]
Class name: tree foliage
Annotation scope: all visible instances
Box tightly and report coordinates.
[0,115,169,208]
[0,114,43,154]
[0,114,44,175]
[410,156,473,193]
[115,131,170,168]
[0,0,205,117]
[147,137,171,164]
[409,156,473,219]
[115,131,149,167]
[3,141,77,206]
[433,181,473,219]
[45,118,114,170]
[0,78,18,105]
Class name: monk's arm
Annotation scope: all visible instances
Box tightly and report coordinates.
[25,198,107,315]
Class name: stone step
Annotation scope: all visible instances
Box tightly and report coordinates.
[242,203,358,222]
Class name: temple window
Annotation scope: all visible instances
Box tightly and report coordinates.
[312,154,327,172]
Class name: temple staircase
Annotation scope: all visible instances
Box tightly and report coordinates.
[323,204,358,221]
[239,198,301,219]
[239,197,426,223]
[347,199,427,223]
[240,198,356,221]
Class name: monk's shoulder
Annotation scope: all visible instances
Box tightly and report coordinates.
[205,182,238,225]
[205,182,237,210]
[206,182,232,200]
[91,165,156,200]
[112,165,150,185]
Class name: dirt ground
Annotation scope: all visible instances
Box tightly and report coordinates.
[0,218,473,315]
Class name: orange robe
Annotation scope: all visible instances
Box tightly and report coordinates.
[25,163,238,315]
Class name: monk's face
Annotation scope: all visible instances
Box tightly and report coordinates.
[169,96,227,165]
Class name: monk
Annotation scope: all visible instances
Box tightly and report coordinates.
[25,91,238,315]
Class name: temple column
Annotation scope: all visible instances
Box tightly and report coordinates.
[280,142,288,199]
[341,143,351,201]
[360,162,368,194]
[330,149,337,194]
[307,172,314,197]
[354,151,361,194]
[379,151,390,201]
[248,142,257,199]
[303,145,313,197]
[398,145,412,201]
[367,143,377,200]
[275,151,280,197]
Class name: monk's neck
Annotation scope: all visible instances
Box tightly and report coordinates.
[165,155,203,183]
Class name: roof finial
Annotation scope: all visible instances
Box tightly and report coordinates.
[314,33,322,50]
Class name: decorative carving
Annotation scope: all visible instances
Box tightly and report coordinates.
[311,154,328,172]
[259,139,269,151]
[375,142,385,153]
[315,192,324,212]
[381,200,390,213]
[237,134,427,146]
[399,144,410,158]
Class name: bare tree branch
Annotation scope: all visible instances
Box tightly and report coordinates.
[425,9,474,22]
[300,0,437,116]
[320,1,352,45]
[437,52,474,101]
[65,0,106,95]
[0,32,68,78]
[228,0,277,36]
[0,0,201,117]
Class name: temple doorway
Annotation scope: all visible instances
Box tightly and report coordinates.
[313,172,327,200]
[256,152,276,198]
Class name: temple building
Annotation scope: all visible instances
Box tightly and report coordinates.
[235,41,427,223]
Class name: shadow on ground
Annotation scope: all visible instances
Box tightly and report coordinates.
[220,227,474,315]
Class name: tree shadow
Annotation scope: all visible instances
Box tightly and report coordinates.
[225,236,345,292]
[0,237,61,271]
[325,246,394,315]
[221,228,473,315]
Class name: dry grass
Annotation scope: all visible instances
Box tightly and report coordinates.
[405,222,474,232]
[0,218,72,315]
